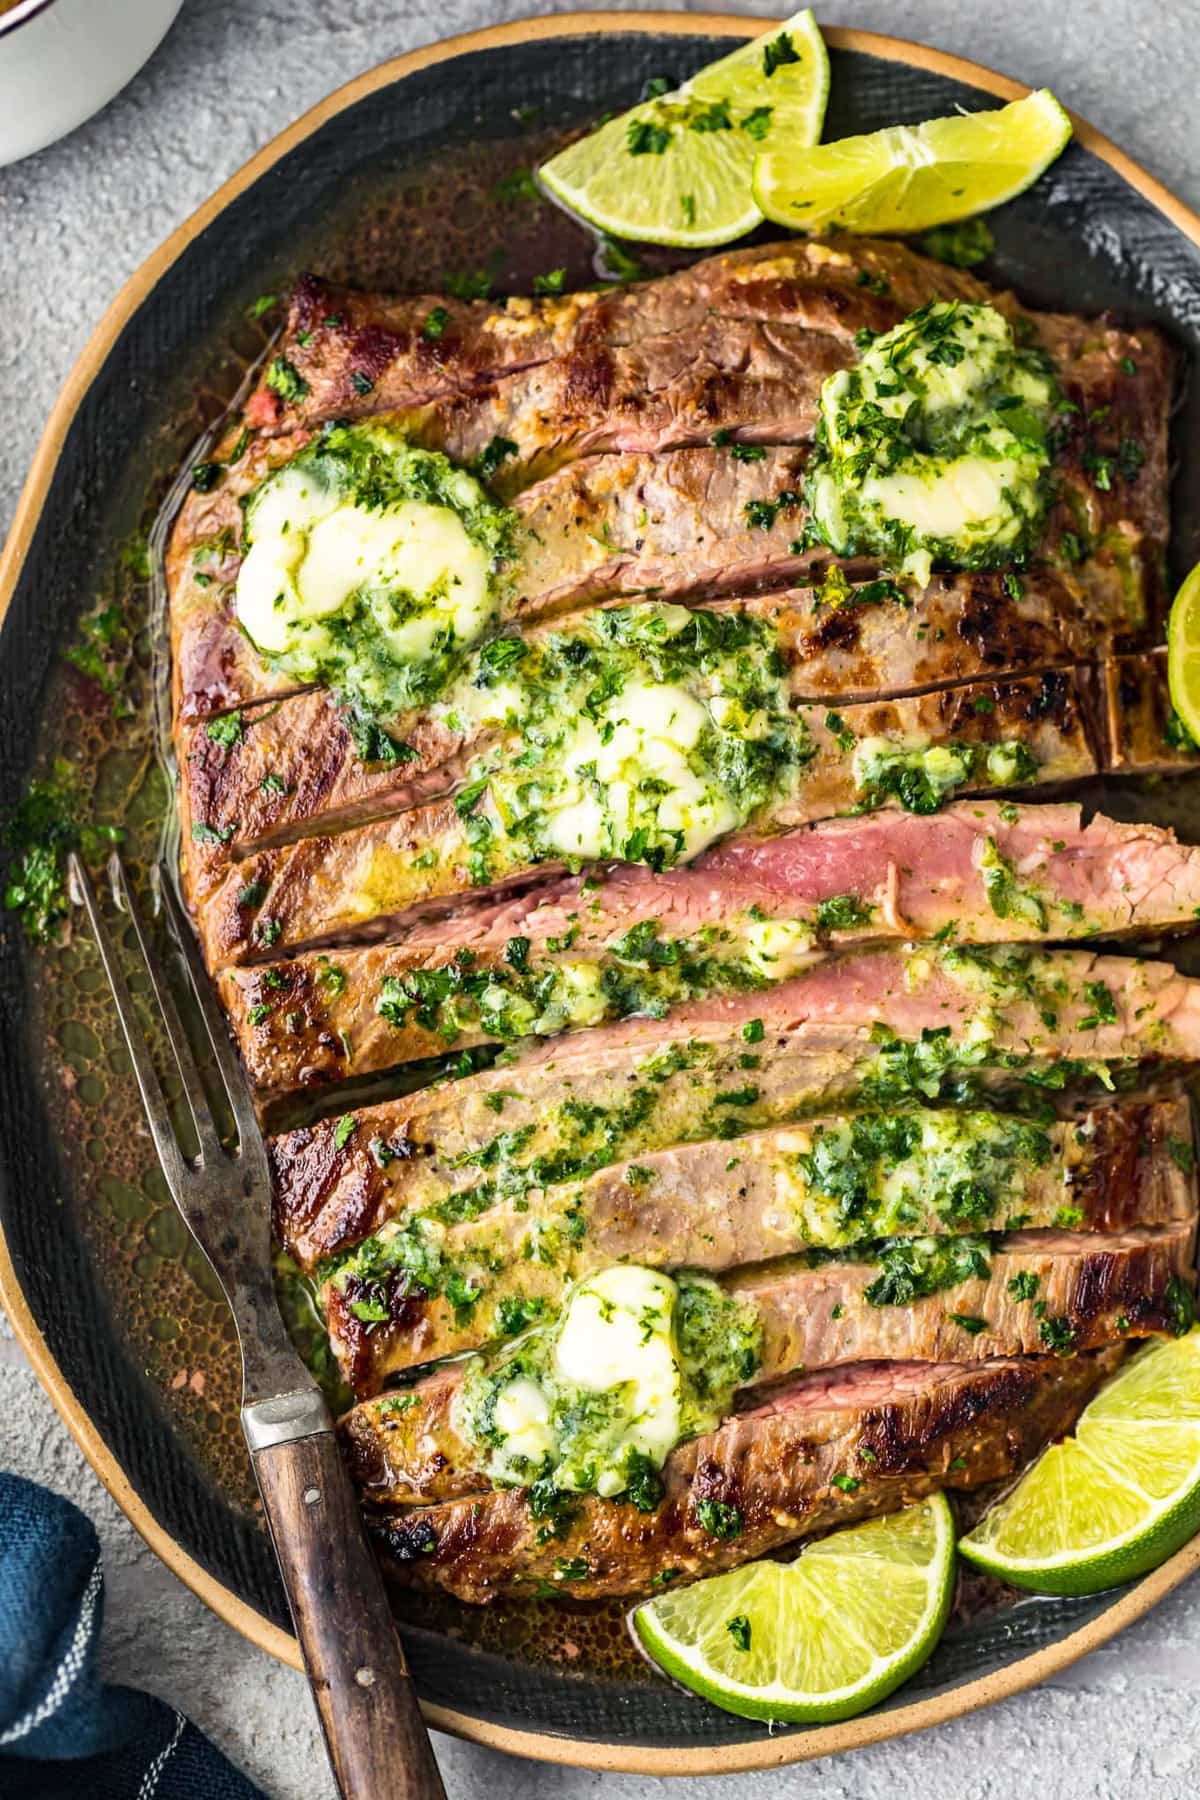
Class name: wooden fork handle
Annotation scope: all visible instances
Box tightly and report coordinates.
[251,1426,447,1800]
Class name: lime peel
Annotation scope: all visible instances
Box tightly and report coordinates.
[633,1493,955,1722]
[753,87,1072,237]
[538,11,829,249]
[959,1329,1200,1596]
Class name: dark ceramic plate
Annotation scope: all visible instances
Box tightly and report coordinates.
[5,15,1200,1775]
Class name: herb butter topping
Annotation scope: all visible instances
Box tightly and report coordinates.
[853,736,1039,813]
[374,912,827,1049]
[441,603,813,877]
[806,300,1060,583]
[778,1106,1051,1244]
[453,1266,762,1504]
[236,423,515,712]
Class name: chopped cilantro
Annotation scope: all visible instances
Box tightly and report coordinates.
[694,1498,742,1539]
[1,772,121,943]
[205,711,243,749]
[264,357,309,403]
[627,119,670,156]
[946,1312,988,1335]
[740,105,773,140]
[1168,1136,1195,1174]
[762,30,800,76]
[475,436,520,482]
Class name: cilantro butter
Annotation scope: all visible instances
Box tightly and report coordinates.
[443,602,812,878]
[807,300,1058,584]
[454,1266,762,1502]
[853,735,1039,813]
[774,1106,1051,1247]
[236,423,514,711]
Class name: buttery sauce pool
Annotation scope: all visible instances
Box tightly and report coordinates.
[19,122,1200,1690]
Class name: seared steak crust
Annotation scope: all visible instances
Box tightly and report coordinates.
[368,1350,1121,1603]
[245,238,1001,435]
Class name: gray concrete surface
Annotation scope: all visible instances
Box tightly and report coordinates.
[3,2,1200,1794]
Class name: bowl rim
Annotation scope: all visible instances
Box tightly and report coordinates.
[0,0,58,41]
[3,10,1200,1775]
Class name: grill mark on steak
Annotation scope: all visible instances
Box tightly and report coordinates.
[365,1350,1121,1603]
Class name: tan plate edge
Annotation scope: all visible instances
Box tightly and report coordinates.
[3,10,1200,1775]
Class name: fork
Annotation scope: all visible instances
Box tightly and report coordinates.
[70,851,447,1800]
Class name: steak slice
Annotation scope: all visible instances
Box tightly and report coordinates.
[180,569,1132,862]
[325,1101,1195,1393]
[388,318,843,494]
[244,238,1001,434]
[367,1350,1121,1603]
[1104,648,1200,778]
[269,944,1200,1272]
[223,802,1200,1096]
[339,1222,1194,1504]
[169,281,1172,725]
[191,664,1102,967]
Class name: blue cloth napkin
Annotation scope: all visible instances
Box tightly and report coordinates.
[0,1471,264,1799]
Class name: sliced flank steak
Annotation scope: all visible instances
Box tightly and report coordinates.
[269,944,1200,1273]
[241,237,1008,435]
[180,569,1136,865]
[222,802,1200,1096]
[339,1219,1195,1503]
[367,1350,1121,1604]
[321,1107,1195,1392]
[190,664,1103,967]
[169,243,1172,728]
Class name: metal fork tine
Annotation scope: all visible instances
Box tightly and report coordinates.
[68,854,195,1196]
[158,865,268,1169]
[107,854,224,1163]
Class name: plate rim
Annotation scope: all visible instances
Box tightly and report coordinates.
[3,10,1200,1775]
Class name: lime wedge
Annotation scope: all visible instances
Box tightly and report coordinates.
[538,12,829,249]
[633,1494,955,1722]
[753,88,1071,236]
[1168,561,1200,747]
[959,1329,1200,1596]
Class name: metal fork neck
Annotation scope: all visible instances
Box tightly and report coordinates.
[243,1387,333,1451]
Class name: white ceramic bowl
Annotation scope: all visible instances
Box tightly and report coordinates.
[0,0,181,166]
